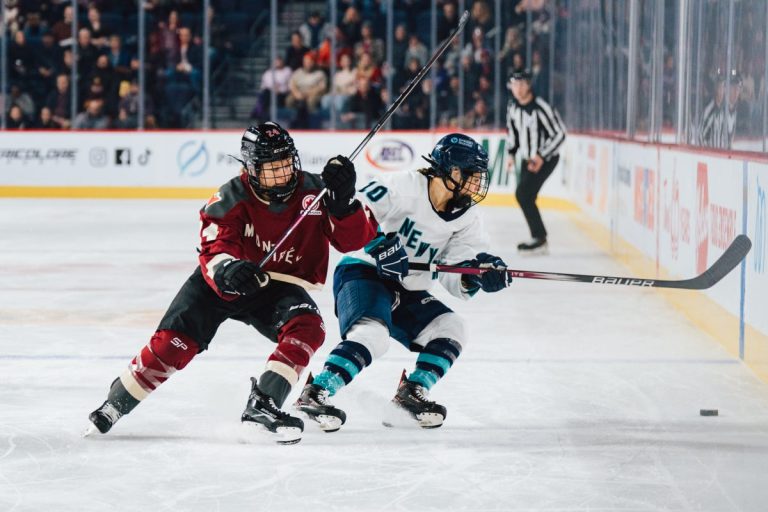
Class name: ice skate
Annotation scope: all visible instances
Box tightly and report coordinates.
[85,400,123,436]
[295,376,346,433]
[384,371,446,429]
[517,237,548,255]
[241,377,303,445]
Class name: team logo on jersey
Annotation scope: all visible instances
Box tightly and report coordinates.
[301,195,323,216]
[206,192,222,209]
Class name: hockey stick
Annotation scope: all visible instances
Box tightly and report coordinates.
[408,235,752,290]
[258,11,470,268]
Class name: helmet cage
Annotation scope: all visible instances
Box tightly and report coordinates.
[423,134,490,210]
[240,122,301,202]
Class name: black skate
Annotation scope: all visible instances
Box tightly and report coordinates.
[86,400,123,435]
[385,371,446,429]
[517,237,548,255]
[295,376,346,433]
[241,377,304,445]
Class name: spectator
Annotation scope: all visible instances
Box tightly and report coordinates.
[23,12,46,45]
[50,5,74,43]
[404,34,428,68]
[443,35,462,76]
[316,26,352,70]
[285,31,309,71]
[498,26,524,72]
[286,52,328,128]
[395,56,421,93]
[46,73,72,128]
[355,51,382,87]
[354,22,384,66]
[469,0,493,33]
[73,97,110,129]
[7,105,29,129]
[156,10,181,69]
[463,97,492,129]
[464,27,490,65]
[107,35,132,77]
[9,30,35,89]
[322,53,357,114]
[340,6,362,47]
[76,28,99,79]
[86,5,111,48]
[391,24,409,72]
[167,27,202,88]
[438,74,460,126]
[8,85,36,121]
[118,80,155,127]
[89,55,119,115]
[253,56,293,119]
[342,77,385,128]
[437,2,459,42]
[299,11,330,50]
[34,32,61,89]
[113,108,137,129]
[35,106,60,129]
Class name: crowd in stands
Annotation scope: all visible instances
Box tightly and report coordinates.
[3,0,250,129]
[3,0,547,130]
[252,0,548,130]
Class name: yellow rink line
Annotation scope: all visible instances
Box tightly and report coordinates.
[566,209,768,384]
[0,186,580,210]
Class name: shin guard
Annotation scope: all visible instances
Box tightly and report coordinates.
[120,330,199,402]
[260,314,325,407]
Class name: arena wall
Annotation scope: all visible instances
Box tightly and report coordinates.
[564,134,768,382]
[0,130,569,204]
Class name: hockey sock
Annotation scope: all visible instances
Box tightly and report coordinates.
[118,330,199,405]
[260,314,325,407]
[407,338,462,390]
[313,340,372,396]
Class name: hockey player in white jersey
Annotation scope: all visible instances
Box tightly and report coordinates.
[295,133,512,431]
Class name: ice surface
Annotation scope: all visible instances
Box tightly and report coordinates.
[2,199,768,511]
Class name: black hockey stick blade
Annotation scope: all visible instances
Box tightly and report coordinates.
[409,235,752,290]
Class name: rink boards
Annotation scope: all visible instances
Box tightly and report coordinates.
[0,130,569,209]
[565,134,768,381]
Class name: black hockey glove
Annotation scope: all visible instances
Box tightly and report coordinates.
[460,253,512,293]
[322,155,358,217]
[213,259,270,296]
[367,232,409,282]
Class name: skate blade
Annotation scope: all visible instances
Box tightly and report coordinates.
[517,244,549,256]
[82,424,100,438]
[295,406,344,433]
[240,421,302,445]
[315,415,342,433]
[415,412,444,429]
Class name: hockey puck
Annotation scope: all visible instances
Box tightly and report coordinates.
[699,409,719,416]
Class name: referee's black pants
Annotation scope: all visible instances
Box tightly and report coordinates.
[515,155,559,240]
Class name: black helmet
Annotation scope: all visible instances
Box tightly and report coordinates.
[240,122,301,201]
[422,133,490,211]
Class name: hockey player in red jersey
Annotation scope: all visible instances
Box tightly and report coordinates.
[86,122,377,444]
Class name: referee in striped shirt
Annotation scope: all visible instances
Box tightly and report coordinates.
[506,70,566,253]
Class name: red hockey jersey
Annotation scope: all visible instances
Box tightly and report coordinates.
[198,171,376,297]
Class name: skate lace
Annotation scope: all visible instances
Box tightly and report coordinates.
[101,402,122,423]
[409,384,434,404]
[253,391,288,419]
[314,387,331,405]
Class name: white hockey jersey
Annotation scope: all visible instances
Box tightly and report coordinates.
[340,170,490,300]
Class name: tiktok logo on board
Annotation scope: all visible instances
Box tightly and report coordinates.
[755,177,766,274]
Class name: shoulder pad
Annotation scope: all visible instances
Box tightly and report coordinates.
[202,176,249,218]
[299,171,325,192]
